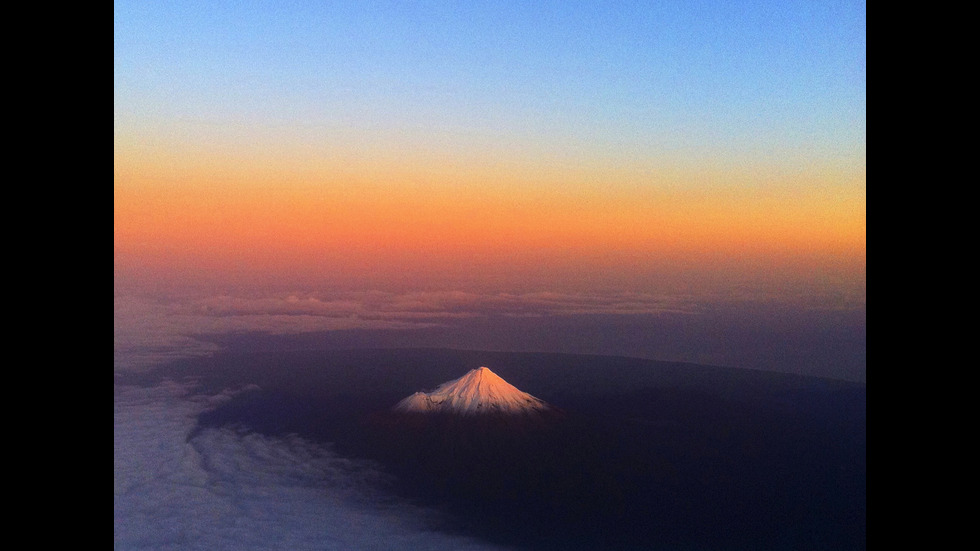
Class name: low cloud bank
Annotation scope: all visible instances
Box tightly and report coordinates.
[181,289,704,321]
[114,290,703,373]
[115,287,865,381]
[114,382,508,550]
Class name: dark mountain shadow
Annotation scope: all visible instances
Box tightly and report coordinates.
[123,344,866,551]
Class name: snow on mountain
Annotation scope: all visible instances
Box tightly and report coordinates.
[393,367,553,416]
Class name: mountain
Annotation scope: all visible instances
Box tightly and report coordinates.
[157,347,864,550]
[392,366,553,416]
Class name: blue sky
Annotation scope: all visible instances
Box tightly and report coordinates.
[115,0,865,168]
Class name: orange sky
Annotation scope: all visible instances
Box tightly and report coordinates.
[114,147,865,296]
[114,1,864,299]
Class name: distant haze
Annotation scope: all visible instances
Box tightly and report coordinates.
[115,288,864,382]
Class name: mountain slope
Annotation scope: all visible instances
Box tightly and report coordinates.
[392,366,553,416]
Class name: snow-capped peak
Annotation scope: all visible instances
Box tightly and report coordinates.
[393,367,552,416]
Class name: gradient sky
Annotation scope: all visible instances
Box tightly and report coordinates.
[114,0,865,297]
[115,8,866,548]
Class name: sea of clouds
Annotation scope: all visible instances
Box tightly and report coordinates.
[113,378,510,550]
[114,286,865,381]
[114,289,528,550]
[113,284,864,548]
[113,289,703,371]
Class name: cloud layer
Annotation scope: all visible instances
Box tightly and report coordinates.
[114,289,704,373]
[115,286,865,382]
[114,382,509,550]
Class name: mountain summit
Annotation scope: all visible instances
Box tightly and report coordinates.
[393,367,553,416]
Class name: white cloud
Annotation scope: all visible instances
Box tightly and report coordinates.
[114,382,510,551]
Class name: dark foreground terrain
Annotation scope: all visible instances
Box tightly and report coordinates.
[121,343,866,550]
